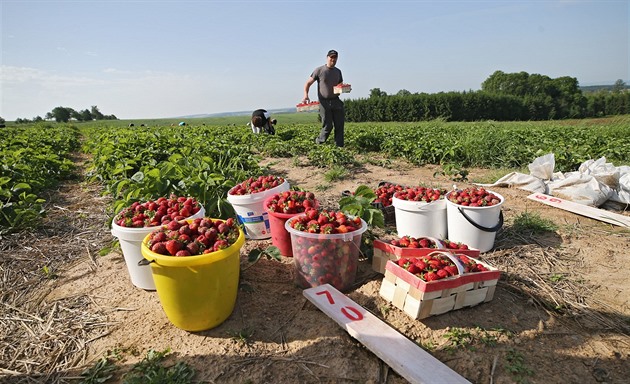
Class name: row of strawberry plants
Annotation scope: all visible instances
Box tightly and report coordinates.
[0,124,80,233]
[81,126,266,218]
[249,117,630,171]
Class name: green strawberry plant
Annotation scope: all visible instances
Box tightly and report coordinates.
[338,185,385,261]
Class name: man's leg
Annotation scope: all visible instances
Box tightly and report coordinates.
[332,99,345,147]
[316,100,334,144]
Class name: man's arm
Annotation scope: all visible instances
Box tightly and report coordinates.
[303,77,316,103]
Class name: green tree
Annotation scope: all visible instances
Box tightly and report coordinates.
[369,88,388,98]
[91,105,104,120]
[612,79,627,93]
[80,109,93,121]
[51,106,72,122]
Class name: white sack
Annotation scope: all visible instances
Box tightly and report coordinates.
[478,172,547,193]
[528,153,555,180]
[578,157,620,189]
[608,165,630,205]
[547,173,613,207]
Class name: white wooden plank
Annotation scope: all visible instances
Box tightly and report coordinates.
[303,284,471,384]
[527,193,630,228]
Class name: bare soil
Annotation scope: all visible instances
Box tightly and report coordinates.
[1,156,629,384]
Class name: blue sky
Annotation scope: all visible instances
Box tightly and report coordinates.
[1,0,628,120]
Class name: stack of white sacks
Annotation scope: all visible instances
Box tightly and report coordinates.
[481,153,630,209]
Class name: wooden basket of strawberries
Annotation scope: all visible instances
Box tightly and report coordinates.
[372,236,480,274]
[379,250,500,319]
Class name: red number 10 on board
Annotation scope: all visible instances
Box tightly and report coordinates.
[316,289,364,321]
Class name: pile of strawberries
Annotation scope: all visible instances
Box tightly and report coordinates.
[441,239,471,250]
[389,236,470,250]
[145,217,240,257]
[397,253,488,282]
[265,191,317,215]
[447,187,501,207]
[390,236,441,249]
[288,208,363,234]
[394,186,447,202]
[229,175,285,195]
[114,195,202,228]
[373,182,405,207]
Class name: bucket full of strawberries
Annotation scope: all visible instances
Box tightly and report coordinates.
[284,209,367,292]
[264,190,319,257]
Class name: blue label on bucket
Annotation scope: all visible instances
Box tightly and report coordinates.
[237,214,271,238]
[238,214,264,223]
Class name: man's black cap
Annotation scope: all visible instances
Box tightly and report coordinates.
[327,50,338,57]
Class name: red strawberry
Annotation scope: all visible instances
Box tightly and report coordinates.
[167,220,182,231]
[165,240,183,255]
[186,242,200,255]
[424,272,438,282]
[151,242,167,254]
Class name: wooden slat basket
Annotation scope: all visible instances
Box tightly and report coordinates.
[379,251,500,320]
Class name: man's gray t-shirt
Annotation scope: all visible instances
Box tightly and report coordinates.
[311,65,343,100]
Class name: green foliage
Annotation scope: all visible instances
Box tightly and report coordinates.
[338,185,384,229]
[4,116,629,235]
[505,349,534,384]
[247,246,282,263]
[228,327,255,344]
[433,163,469,182]
[338,185,384,260]
[512,211,558,234]
[0,125,79,233]
[324,166,349,182]
[443,327,474,350]
[80,355,118,384]
[307,145,358,168]
[81,126,262,218]
[122,349,195,384]
[346,71,628,123]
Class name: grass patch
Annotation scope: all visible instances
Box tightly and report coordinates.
[79,348,195,384]
[324,165,349,182]
[469,167,527,184]
[512,211,558,233]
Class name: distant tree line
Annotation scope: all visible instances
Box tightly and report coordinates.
[345,71,630,122]
[12,106,117,124]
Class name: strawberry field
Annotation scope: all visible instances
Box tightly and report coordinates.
[78,116,630,226]
[1,115,629,383]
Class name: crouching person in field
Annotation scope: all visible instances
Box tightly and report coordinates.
[249,109,276,135]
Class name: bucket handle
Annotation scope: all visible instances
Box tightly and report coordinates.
[457,207,504,233]
[426,250,466,276]
[138,259,155,266]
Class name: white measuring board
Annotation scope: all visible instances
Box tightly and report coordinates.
[303,284,471,384]
[527,193,630,228]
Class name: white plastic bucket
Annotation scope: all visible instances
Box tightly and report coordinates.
[392,197,447,239]
[284,215,368,292]
[110,207,205,290]
[227,180,290,239]
[445,191,504,253]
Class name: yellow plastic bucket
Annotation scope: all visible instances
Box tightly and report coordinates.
[140,223,245,332]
